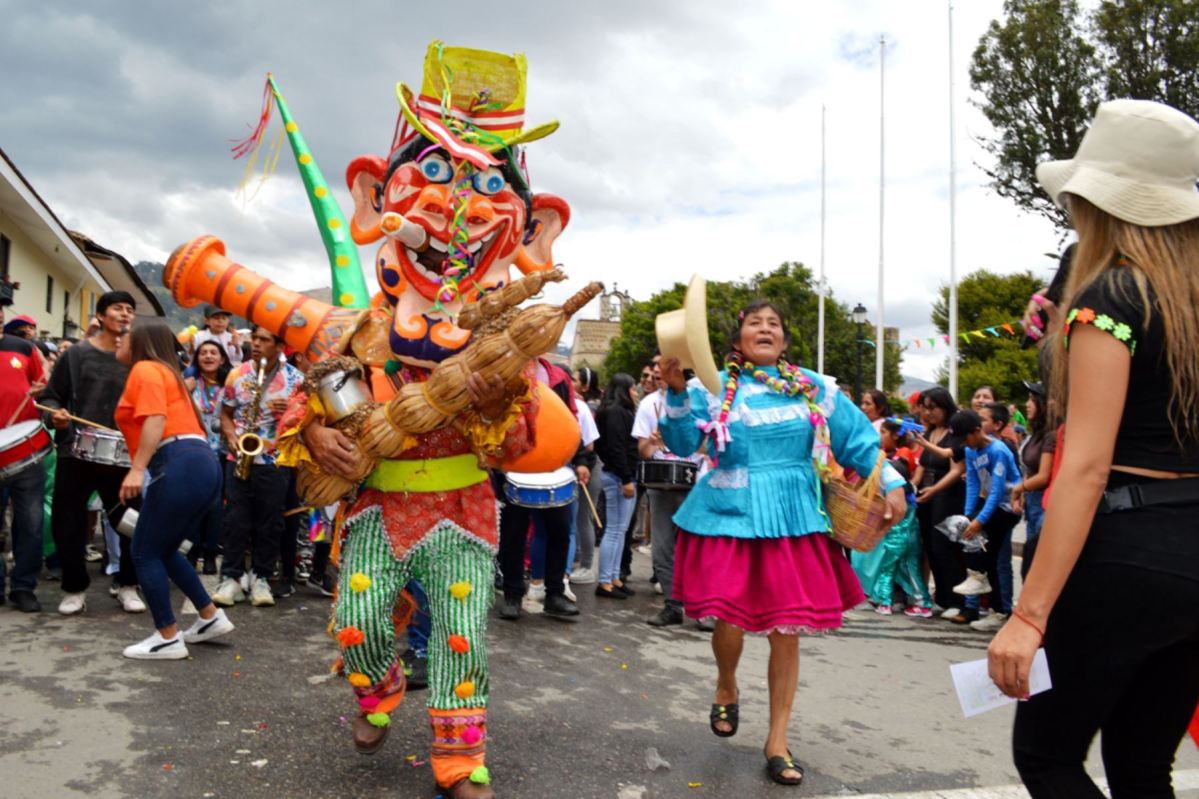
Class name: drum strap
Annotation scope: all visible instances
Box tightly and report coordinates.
[363,453,488,494]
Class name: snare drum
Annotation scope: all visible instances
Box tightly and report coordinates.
[0,420,52,480]
[503,466,578,508]
[637,459,698,491]
[71,426,131,467]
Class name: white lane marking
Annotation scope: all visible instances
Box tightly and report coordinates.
[806,768,1199,798]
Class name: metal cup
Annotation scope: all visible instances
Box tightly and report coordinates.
[316,368,371,423]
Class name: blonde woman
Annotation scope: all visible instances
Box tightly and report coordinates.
[988,99,1199,797]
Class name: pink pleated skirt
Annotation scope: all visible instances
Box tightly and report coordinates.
[672,530,865,634]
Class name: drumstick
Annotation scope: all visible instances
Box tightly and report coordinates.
[283,506,310,518]
[4,392,32,427]
[580,480,603,530]
[32,403,119,433]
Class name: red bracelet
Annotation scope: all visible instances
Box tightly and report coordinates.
[1011,608,1045,640]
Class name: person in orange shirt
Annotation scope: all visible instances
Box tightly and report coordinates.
[114,319,235,660]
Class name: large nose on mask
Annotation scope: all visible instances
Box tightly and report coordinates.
[415,185,451,219]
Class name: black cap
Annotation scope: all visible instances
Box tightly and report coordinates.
[96,290,136,315]
[949,409,982,437]
[1023,380,1045,396]
[203,304,231,318]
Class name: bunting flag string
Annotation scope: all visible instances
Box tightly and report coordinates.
[896,319,1030,351]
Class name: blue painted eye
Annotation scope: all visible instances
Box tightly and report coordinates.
[472,167,506,196]
[419,154,452,183]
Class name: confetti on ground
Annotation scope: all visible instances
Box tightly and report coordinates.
[229,760,239,765]
[688,782,703,789]
[406,755,417,762]
[411,759,427,767]
[217,721,231,725]
[234,654,242,661]
[620,663,629,670]
[236,749,251,755]
[232,672,241,678]
[258,722,268,730]
[162,764,173,771]
[307,673,334,685]
[603,646,614,653]
[240,729,257,734]
[63,645,69,652]
[251,759,268,768]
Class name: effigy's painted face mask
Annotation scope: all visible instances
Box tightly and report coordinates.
[345,144,567,368]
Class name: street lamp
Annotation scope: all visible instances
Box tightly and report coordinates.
[852,303,868,402]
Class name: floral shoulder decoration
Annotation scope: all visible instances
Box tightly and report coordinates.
[1063,307,1137,355]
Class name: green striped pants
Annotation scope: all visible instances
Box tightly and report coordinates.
[335,508,494,709]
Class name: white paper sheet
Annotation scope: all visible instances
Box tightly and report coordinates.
[950,648,1051,717]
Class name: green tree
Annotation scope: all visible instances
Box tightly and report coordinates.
[1093,0,1199,112]
[931,269,1042,404]
[969,0,1100,231]
[971,0,1199,231]
[603,262,902,396]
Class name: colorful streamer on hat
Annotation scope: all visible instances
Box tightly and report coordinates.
[231,74,369,310]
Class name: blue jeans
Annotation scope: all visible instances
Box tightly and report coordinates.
[132,439,221,629]
[1024,490,1045,538]
[406,579,430,658]
[599,472,635,585]
[0,459,46,595]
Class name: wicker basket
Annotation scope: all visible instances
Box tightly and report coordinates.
[824,452,889,553]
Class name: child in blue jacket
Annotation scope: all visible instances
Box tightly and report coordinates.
[950,409,1021,623]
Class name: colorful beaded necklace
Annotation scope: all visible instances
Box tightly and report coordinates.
[701,354,832,476]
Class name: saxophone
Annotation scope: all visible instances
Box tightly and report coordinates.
[234,358,269,481]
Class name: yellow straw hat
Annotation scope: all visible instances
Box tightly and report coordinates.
[655,275,722,395]
[395,41,559,168]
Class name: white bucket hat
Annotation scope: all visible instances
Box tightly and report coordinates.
[1036,98,1199,227]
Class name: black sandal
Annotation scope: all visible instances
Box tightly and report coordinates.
[709,694,739,738]
[765,750,805,786]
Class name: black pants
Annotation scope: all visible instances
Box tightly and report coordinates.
[221,461,291,580]
[498,499,571,602]
[51,455,137,593]
[1013,557,1199,797]
[916,482,966,609]
[965,507,1020,614]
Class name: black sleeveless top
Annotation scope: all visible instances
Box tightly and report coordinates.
[1065,268,1199,472]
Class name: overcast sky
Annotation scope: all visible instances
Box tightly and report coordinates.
[0,0,1064,381]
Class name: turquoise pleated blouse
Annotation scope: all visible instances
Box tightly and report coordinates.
[659,366,902,540]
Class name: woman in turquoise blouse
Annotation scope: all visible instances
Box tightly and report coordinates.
[659,300,905,787]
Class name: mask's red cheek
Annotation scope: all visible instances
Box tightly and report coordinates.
[385,165,428,213]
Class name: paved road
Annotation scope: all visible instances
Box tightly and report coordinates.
[1,553,1196,798]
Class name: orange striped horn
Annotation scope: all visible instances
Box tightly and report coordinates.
[164,235,363,361]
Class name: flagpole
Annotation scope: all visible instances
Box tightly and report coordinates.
[817,103,827,375]
[876,34,885,391]
[948,1,959,399]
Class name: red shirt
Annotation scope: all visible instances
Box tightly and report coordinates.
[0,335,44,425]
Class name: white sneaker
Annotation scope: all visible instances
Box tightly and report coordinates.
[636,544,652,556]
[527,582,546,602]
[122,631,188,660]
[940,606,962,620]
[179,598,197,615]
[970,612,1009,633]
[182,608,235,644]
[58,592,86,615]
[239,571,253,593]
[563,578,577,603]
[653,581,664,596]
[952,570,992,596]
[211,578,245,607]
[520,594,544,614]
[570,567,597,585]
[250,577,275,607]
[84,545,103,562]
[117,586,147,613]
